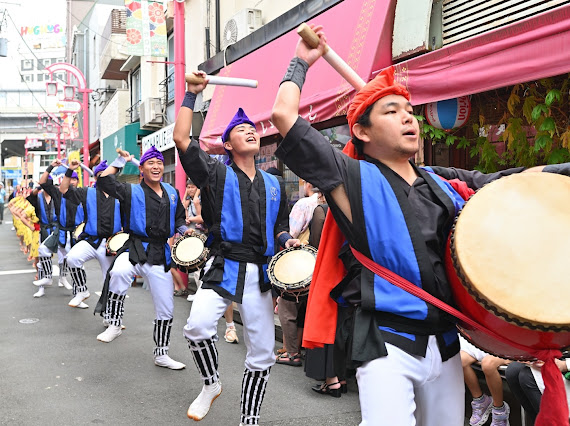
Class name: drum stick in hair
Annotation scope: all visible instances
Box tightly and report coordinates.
[185,74,258,88]
[297,23,366,91]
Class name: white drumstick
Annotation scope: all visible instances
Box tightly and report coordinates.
[297,23,366,91]
[60,162,94,177]
[130,158,140,167]
[186,74,258,88]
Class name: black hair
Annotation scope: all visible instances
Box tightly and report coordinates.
[351,102,375,156]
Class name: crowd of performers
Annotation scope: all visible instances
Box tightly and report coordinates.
[7,24,570,426]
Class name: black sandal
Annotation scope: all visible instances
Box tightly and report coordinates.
[311,381,342,398]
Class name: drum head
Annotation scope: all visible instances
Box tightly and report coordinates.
[74,223,85,239]
[108,233,129,251]
[453,173,570,327]
[175,236,205,263]
[271,247,316,286]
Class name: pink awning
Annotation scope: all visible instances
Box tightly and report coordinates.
[200,0,397,153]
[393,5,570,106]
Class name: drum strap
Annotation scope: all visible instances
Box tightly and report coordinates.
[350,246,568,426]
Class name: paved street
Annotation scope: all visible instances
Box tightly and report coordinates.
[0,211,362,426]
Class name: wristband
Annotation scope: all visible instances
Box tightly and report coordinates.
[110,156,127,169]
[181,91,197,110]
[278,232,293,249]
[46,165,54,173]
[65,168,75,177]
[280,57,309,91]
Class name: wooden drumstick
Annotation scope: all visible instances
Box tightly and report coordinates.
[297,23,366,91]
[115,148,140,167]
[61,161,95,177]
[185,74,258,88]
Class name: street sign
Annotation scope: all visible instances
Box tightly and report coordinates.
[56,100,82,113]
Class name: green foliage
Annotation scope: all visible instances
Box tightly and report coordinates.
[418,74,570,172]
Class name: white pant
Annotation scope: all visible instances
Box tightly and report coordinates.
[357,335,464,426]
[38,241,70,270]
[66,239,112,276]
[108,252,174,320]
[183,261,276,371]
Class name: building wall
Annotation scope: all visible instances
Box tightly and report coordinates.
[100,88,130,140]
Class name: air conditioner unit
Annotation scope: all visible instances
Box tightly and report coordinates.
[221,9,262,50]
[140,98,163,128]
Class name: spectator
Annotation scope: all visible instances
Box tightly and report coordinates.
[0,182,6,224]
[461,336,511,426]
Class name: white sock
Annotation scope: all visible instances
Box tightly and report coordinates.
[187,382,222,420]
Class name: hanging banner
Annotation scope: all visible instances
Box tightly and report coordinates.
[125,0,167,57]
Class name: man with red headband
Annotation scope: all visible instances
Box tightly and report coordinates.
[269,25,557,425]
[95,145,189,370]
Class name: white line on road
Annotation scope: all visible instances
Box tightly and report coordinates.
[0,269,37,275]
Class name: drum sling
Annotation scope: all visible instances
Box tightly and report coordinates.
[350,246,568,426]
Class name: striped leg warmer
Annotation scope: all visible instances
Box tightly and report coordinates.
[38,256,52,278]
[240,368,271,425]
[59,259,68,277]
[69,267,87,295]
[106,292,125,326]
[153,318,173,356]
[187,338,219,385]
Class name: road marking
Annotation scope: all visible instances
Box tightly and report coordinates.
[0,269,37,275]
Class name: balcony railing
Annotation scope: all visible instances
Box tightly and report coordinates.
[126,100,141,123]
[101,9,126,53]
[159,71,175,105]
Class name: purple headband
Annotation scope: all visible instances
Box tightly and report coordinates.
[70,171,79,179]
[140,145,164,165]
[94,160,108,176]
[221,108,255,143]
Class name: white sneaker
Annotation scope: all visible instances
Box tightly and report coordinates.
[186,293,195,302]
[187,382,222,421]
[97,325,122,342]
[33,287,45,298]
[68,291,90,307]
[102,319,126,330]
[154,354,186,370]
[58,276,72,290]
[33,277,52,287]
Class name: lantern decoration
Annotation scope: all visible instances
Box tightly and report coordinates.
[425,96,471,130]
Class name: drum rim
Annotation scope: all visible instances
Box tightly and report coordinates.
[73,222,85,239]
[450,218,570,333]
[106,231,129,254]
[171,234,209,268]
[267,245,317,291]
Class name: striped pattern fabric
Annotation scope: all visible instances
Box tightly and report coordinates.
[69,267,87,294]
[38,256,52,278]
[240,368,271,425]
[187,338,219,385]
[59,259,68,278]
[153,318,173,356]
[105,292,126,326]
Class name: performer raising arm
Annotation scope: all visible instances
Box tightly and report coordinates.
[173,72,298,425]
[270,24,568,426]
[95,146,190,370]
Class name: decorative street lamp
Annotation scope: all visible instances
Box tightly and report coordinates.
[46,80,58,97]
[44,63,92,186]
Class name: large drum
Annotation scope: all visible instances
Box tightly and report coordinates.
[106,232,129,256]
[268,245,317,302]
[446,173,570,360]
[171,234,209,273]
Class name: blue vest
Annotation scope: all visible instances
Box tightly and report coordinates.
[84,188,122,237]
[356,161,465,336]
[127,183,178,265]
[214,167,281,297]
[58,198,84,245]
[38,192,57,226]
